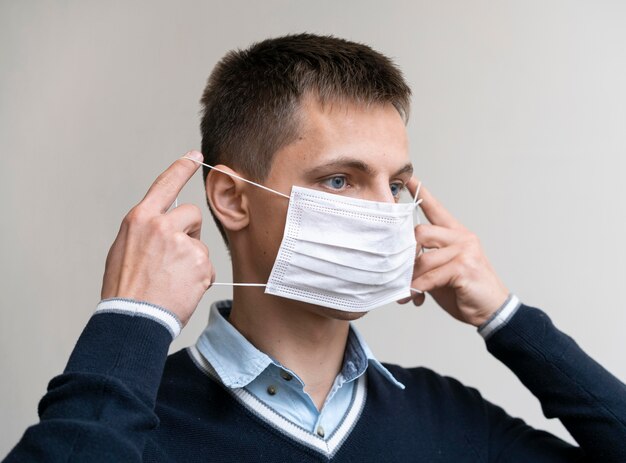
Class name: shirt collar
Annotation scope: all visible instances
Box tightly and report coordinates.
[195,300,405,390]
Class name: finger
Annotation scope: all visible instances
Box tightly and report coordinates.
[142,151,203,213]
[404,246,459,306]
[165,203,203,240]
[412,292,426,306]
[413,244,460,277]
[406,176,421,201]
[398,288,427,306]
[414,224,466,249]
[411,261,459,293]
[414,183,464,230]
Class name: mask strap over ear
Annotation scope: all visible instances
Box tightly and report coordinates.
[184,155,290,199]
[175,155,278,288]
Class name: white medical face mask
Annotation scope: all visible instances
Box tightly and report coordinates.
[185,158,422,313]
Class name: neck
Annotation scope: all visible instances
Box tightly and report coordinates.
[228,287,350,411]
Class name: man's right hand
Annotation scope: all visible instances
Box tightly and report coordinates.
[100,151,214,326]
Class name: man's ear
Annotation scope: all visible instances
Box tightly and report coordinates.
[205,165,250,232]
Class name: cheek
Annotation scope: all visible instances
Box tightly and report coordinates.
[247,198,289,272]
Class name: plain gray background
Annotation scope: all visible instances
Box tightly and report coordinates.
[1,0,625,457]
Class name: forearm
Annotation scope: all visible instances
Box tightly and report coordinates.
[486,303,626,461]
[3,300,179,463]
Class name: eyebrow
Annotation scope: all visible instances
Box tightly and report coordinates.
[306,157,414,178]
[392,162,414,177]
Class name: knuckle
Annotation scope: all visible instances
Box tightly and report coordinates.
[201,269,214,290]
[455,270,470,289]
[455,255,479,281]
[199,242,210,257]
[153,217,172,236]
[457,252,474,270]
[189,203,202,220]
[194,248,209,267]
[172,231,187,247]
[124,206,149,226]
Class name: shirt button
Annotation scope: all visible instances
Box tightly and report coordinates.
[280,371,293,381]
[316,426,325,438]
[267,385,277,396]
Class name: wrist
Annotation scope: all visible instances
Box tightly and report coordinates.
[470,286,510,327]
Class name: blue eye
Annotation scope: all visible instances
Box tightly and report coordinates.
[324,176,347,190]
[390,182,403,197]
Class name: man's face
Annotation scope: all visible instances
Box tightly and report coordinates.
[242,96,413,319]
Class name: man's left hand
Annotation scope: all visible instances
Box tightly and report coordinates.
[397,177,510,327]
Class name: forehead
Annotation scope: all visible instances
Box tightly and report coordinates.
[269,97,410,178]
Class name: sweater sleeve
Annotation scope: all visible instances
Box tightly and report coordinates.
[485,303,626,462]
[3,301,176,463]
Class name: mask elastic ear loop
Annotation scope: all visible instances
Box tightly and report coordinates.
[412,181,423,205]
[184,156,290,199]
[410,181,425,295]
[211,283,266,288]
[182,155,286,289]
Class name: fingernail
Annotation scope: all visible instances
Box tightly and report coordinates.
[185,150,203,162]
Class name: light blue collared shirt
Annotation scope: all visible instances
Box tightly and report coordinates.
[93,293,518,437]
[195,300,405,438]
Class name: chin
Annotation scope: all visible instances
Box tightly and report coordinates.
[305,304,369,321]
[265,294,370,321]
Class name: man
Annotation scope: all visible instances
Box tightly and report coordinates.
[4,33,626,462]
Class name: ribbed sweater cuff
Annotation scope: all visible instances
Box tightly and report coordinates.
[95,298,181,338]
[484,304,562,356]
[477,294,522,340]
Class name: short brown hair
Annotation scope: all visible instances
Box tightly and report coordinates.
[199,33,411,244]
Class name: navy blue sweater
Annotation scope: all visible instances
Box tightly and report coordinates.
[4,304,626,462]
